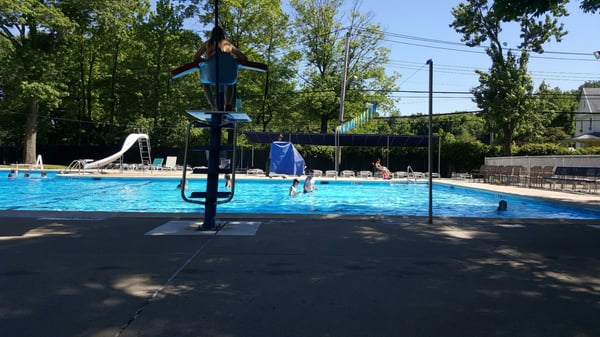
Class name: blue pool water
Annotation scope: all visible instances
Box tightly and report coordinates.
[1,171,599,219]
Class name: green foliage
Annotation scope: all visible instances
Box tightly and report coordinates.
[573,146,600,154]
[580,0,600,13]
[0,0,594,167]
[442,139,486,173]
[492,0,569,19]
[290,0,398,133]
[0,0,77,161]
[19,81,65,108]
[187,0,299,133]
[578,80,600,89]
[533,83,578,137]
[451,0,568,156]
[514,143,569,156]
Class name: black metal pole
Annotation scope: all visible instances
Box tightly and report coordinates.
[427,59,433,225]
[202,0,221,230]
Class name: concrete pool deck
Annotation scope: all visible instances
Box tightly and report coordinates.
[0,173,599,336]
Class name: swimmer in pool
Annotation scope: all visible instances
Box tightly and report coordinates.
[303,172,318,193]
[225,173,232,189]
[177,179,188,190]
[290,178,301,197]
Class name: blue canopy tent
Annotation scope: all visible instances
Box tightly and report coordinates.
[269,141,305,176]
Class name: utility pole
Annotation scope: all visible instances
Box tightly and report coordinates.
[335,29,351,175]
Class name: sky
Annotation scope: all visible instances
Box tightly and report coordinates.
[351,0,600,116]
[179,0,600,116]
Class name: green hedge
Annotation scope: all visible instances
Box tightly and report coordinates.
[514,143,600,156]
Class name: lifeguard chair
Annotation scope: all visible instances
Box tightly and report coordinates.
[170,50,267,230]
[199,51,239,86]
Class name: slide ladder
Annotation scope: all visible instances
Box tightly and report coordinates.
[136,128,152,170]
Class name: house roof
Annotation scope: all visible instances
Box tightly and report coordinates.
[578,87,600,114]
[244,132,435,147]
[572,131,600,142]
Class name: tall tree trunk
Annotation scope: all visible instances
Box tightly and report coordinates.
[86,54,95,121]
[78,46,86,146]
[502,125,513,156]
[109,41,120,125]
[320,113,329,133]
[23,98,39,164]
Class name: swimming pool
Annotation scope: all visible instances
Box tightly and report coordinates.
[1,171,599,219]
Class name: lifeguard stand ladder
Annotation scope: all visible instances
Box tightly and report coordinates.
[180,109,250,229]
[135,128,151,172]
[171,51,267,230]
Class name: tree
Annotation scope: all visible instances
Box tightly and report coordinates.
[532,82,578,142]
[56,0,152,146]
[472,51,540,153]
[0,0,74,163]
[289,0,342,133]
[581,0,600,13]
[0,38,22,153]
[178,0,299,133]
[451,0,568,155]
[290,0,398,133]
[126,0,194,146]
[342,1,399,131]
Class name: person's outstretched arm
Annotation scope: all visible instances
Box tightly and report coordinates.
[193,42,207,61]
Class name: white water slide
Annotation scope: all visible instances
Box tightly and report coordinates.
[83,133,149,169]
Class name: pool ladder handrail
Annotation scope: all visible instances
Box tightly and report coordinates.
[407,165,417,182]
[180,116,239,206]
[65,159,88,174]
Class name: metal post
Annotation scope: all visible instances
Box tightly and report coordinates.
[203,107,223,230]
[334,130,339,173]
[438,136,441,177]
[426,59,433,224]
[202,1,221,230]
[335,30,351,175]
[386,135,390,168]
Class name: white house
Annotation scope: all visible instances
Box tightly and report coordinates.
[573,87,600,148]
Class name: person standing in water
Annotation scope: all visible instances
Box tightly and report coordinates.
[225,173,232,189]
[289,178,301,197]
[303,171,318,193]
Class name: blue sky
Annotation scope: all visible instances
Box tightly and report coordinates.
[351,0,600,115]
[179,0,600,116]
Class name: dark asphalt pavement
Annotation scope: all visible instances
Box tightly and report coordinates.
[0,212,599,337]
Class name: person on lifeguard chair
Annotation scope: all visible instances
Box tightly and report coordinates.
[193,26,247,111]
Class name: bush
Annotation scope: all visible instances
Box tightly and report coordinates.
[513,143,569,156]
[573,146,600,155]
[441,140,488,176]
